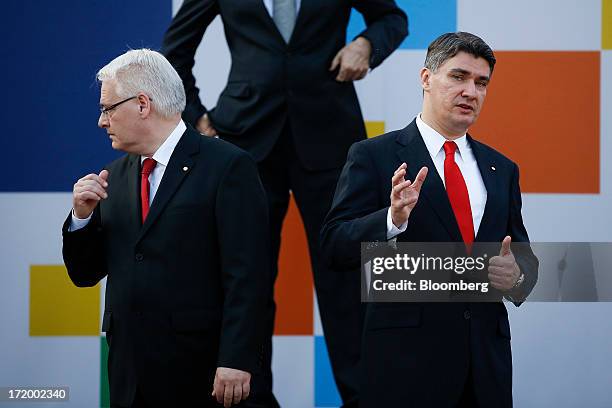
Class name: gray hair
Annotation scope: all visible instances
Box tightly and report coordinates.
[424,32,496,75]
[97,49,186,118]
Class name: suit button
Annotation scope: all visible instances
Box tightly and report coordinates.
[464,310,471,320]
[135,253,144,262]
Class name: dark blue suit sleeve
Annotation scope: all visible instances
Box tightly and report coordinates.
[162,0,220,126]
[506,163,539,304]
[352,0,408,69]
[215,150,270,372]
[62,207,108,287]
[321,141,389,271]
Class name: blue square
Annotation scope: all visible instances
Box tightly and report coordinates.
[315,336,342,407]
[347,0,457,50]
[0,1,172,191]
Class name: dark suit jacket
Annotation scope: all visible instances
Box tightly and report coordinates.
[162,0,408,170]
[62,127,270,407]
[321,119,538,407]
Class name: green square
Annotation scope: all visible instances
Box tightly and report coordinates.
[101,337,110,408]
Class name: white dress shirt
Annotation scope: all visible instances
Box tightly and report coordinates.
[386,114,487,239]
[70,120,187,231]
[262,0,301,17]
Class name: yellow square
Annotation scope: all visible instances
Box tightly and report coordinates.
[30,265,100,336]
[604,0,612,49]
[365,121,385,138]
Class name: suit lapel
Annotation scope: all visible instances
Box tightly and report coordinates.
[469,136,500,242]
[253,0,293,46]
[127,155,141,230]
[290,0,310,45]
[136,129,199,244]
[395,121,463,242]
[253,0,308,46]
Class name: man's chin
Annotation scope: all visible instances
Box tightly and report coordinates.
[452,114,477,131]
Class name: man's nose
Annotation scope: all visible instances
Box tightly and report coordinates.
[98,112,108,128]
[462,80,477,98]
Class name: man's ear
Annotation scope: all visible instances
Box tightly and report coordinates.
[420,67,432,91]
[137,93,151,117]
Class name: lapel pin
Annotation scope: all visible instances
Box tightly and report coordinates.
[182,166,189,172]
[491,166,496,171]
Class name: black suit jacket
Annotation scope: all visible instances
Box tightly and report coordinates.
[62,127,270,407]
[321,120,538,407]
[162,0,408,170]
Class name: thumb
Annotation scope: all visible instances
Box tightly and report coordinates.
[329,50,341,71]
[99,169,109,181]
[500,235,512,256]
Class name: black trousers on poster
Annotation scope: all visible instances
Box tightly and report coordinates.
[254,122,365,408]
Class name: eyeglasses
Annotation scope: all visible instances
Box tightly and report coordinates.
[99,95,152,118]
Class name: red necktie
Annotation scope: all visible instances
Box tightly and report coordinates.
[140,158,157,223]
[443,141,474,246]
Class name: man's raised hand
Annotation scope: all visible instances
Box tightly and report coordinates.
[488,236,521,291]
[72,170,109,219]
[390,164,428,228]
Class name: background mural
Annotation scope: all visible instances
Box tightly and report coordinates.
[1,0,611,406]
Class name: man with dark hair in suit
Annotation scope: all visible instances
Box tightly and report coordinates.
[321,32,538,407]
[162,2,408,406]
[63,49,270,408]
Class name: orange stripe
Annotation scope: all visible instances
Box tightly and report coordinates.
[275,195,314,335]
[471,51,600,193]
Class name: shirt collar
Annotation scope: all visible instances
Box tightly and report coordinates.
[416,114,469,159]
[141,120,187,166]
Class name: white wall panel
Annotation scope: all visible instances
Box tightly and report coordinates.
[272,336,314,408]
[458,0,602,50]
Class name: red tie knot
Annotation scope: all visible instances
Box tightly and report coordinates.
[443,141,458,157]
[141,158,156,176]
